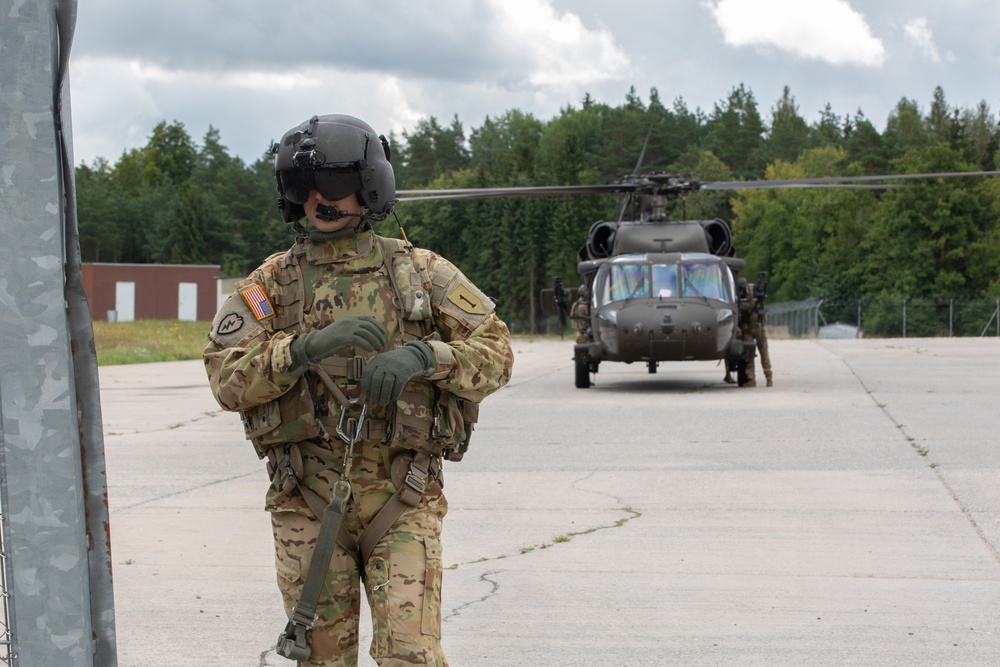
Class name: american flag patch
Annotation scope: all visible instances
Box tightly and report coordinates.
[240,285,274,321]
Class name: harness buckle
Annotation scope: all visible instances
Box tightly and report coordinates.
[400,459,428,507]
[351,355,365,381]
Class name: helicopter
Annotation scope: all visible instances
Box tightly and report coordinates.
[397,168,1000,389]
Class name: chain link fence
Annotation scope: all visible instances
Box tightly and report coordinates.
[767,296,1000,339]
[517,296,1000,339]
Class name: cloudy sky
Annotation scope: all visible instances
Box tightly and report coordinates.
[68,0,1000,167]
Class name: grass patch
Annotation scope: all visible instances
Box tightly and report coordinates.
[92,324,567,366]
[94,320,210,366]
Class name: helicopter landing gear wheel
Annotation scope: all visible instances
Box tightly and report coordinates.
[575,360,591,388]
[648,360,657,374]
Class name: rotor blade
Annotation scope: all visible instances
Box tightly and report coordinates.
[701,170,1000,190]
[704,182,910,191]
[397,183,629,203]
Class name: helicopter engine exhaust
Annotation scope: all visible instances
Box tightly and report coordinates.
[586,222,618,259]
[700,218,732,256]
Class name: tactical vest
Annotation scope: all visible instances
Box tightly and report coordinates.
[240,235,478,463]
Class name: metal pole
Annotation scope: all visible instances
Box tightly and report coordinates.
[949,298,953,337]
[902,298,907,338]
[0,1,118,664]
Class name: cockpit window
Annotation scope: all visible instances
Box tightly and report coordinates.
[680,262,727,301]
[598,264,647,303]
[595,259,732,305]
[651,264,678,298]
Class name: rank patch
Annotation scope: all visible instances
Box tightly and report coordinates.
[241,284,275,321]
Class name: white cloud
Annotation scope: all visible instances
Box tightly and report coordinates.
[704,0,885,67]
[70,58,163,164]
[69,55,425,164]
[903,17,951,63]
[488,0,632,88]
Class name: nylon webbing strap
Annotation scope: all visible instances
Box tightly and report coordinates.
[275,479,351,662]
[357,451,432,566]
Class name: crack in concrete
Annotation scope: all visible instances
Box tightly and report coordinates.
[831,345,1000,566]
[443,470,642,621]
[444,570,500,623]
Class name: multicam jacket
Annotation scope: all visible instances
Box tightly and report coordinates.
[203,226,513,508]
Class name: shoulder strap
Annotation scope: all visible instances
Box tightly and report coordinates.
[271,244,307,331]
[376,236,435,340]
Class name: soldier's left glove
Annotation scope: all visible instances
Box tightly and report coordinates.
[360,341,436,406]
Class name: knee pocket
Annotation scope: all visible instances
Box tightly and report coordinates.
[366,534,443,659]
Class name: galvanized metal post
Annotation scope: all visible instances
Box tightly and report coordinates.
[902,298,907,338]
[0,0,118,664]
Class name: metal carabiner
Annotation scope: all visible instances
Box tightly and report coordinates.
[336,400,368,450]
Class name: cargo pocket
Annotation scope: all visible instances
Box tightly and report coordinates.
[421,535,443,638]
[271,512,312,616]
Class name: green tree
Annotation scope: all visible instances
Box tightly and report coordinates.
[146,120,198,184]
[397,115,470,188]
[808,104,843,149]
[75,158,128,262]
[882,98,929,159]
[955,101,998,170]
[860,145,996,299]
[704,83,766,178]
[759,86,810,165]
[843,111,889,173]
[731,148,878,302]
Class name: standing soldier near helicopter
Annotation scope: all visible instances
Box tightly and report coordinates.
[735,274,773,387]
[204,114,513,666]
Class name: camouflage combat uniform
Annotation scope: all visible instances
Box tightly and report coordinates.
[738,295,772,387]
[204,226,513,666]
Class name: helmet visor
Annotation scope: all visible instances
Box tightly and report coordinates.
[314,167,364,202]
[278,164,363,205]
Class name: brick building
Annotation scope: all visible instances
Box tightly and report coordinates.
[81,263,222,322]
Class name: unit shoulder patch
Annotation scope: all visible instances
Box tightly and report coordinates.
[210,288,268,348]
[446,284,487,315]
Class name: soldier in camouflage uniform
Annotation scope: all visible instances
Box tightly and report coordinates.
[204,115,513,666]
[736,277,772,387]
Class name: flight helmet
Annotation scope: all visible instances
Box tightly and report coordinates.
[272,114,396,224]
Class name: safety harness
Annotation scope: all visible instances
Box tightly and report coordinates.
[274,235,448,661]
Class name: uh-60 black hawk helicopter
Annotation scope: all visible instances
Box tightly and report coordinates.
[397,168,999,389]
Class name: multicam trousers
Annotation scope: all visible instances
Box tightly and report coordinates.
[270,445,449,667]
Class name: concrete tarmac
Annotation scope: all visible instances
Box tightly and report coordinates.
[101,337,1000,666]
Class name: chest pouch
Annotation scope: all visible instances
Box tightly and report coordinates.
[241,376,323,457]
[400,271,432,322]
[389,381,478,460]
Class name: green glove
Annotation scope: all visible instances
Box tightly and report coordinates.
[289,316,388,373]
[360,342,436,406]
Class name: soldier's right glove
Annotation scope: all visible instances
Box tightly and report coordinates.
[289,316,388,374]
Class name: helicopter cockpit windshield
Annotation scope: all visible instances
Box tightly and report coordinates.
[599,263,648,302]
[595,254,735,307]
[679,258,728,301]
